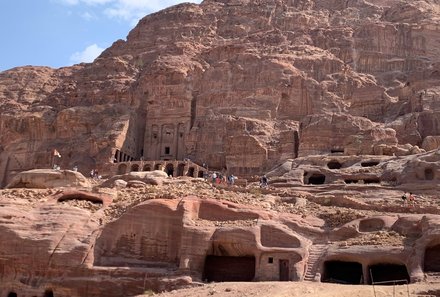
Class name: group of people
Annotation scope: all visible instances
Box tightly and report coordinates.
[207,172,237,186]
[401,192,416,207]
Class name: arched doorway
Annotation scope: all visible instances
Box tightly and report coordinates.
[44,289,55,297]
[306,173,326,185]
[177,163,185,176]
[327,161,342,169]
[425,244,440,272]
[165,164,174,177]
[187,167,195,177]
[131,164,139,172]
[117,164,127,175]
[7,293,17,297]
[143,164,151,171]
[154,163,162,170]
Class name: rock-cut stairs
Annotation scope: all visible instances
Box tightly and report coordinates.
[304,244,328,281]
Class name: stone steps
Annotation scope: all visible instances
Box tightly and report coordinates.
[304,244,328,281]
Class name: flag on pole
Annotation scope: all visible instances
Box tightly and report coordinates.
[53,149,61,158]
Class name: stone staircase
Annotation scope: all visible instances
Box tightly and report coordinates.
[304,244,328,281]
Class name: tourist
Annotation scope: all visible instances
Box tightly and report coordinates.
[211,172,217,183]
[409,192,415,207]
[401,192,408,205]
[260,175,268,188]
[72,165,78,172]
[228,174,237,186]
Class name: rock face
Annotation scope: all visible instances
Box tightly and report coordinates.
[0,177,439,297]
[2,0,440,185]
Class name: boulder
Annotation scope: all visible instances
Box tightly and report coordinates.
[6,169,91,189]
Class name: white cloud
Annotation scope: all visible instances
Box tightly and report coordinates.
[69,44,105,64]
[80,11,95,20]
[58,0,202,24]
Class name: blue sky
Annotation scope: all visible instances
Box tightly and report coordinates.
[0,0,202,72]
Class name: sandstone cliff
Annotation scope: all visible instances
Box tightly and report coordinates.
[1,0,440,186]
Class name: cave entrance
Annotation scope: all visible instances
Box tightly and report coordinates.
[322,260,363,284]
[425,168,434,180]
[307,173,326,185]
[203,256,255,282]
[424,244,440,272]
[327,161,342,169]
[165,164,174,177]
[7,293,17,297]
[187,167,195,177]
[361,161,380,167]
[345,179,358,184]
[177,164,185,176]
[117,164,127,175]
[198,171,204,178]
[143,164,151,171]
[363,178,380,184]
[131,164,139,172]
[368,263,410,285]
[154,163,162,170]
[44,289,54,297]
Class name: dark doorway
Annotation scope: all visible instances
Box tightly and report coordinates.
[203,256,255,282]
[198,171,204,178]
[117,164,127,175]
[279,259,290,281]
[327,161,342,169]
[363,178,380,184]
[44,289,54,297]
[307,173,326,185]
[322,260,363,284]
[165,164,174,177]
[131,164,139,172]
[368,263,410,285]
[154,163,161,170]
[425,244,440,272]
[7,293,17,297]
[425,168,434,180]
[177,164,185,176]
[361,161,379,167]
[187,167,195,177]
[143,164,151,171]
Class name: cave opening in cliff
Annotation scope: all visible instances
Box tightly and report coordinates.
[117,164,127,175]
[368,263,410,285]
[131,164,139,172]
[44,289,54,297]
[345,179,359,184]
[198,171,204,178]
[203,255,255,282]
[7,293,17,297]
[143,164,151,171]
[361,161,380,167]
[327,160,342,169]
[424,244,440,272]
[363,178,381,184]
[321,260,363,284]
[165,164,174,177]
[177,163,185,176]
[306,173,326,185]
[331,148,344,154]
[187,167,195,177]
[425,168,434,180]
[57,193,103,205]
